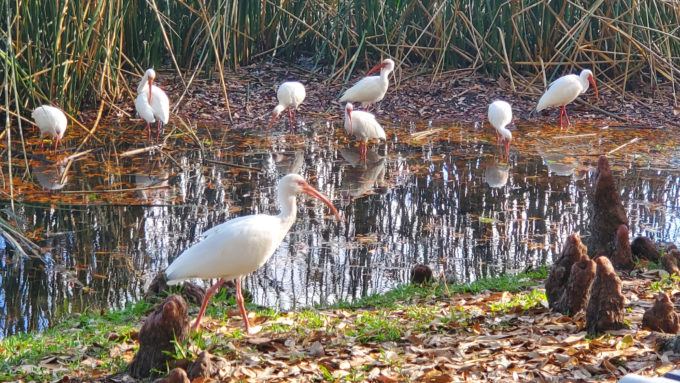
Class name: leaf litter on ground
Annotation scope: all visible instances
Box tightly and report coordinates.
[3,270,680,382]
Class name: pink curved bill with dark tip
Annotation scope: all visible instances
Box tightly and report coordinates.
[301,182,343,222]
[266,112,279,136]
[588,75,598,101]
[366,61,388,76]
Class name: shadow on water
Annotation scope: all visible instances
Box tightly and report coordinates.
[2,118,680,336]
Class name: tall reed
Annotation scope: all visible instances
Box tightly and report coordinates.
[1,0,678,116]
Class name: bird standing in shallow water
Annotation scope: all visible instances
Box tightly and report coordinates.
[488,100,513,158]
[32,105,67,153]
[165,174,341,334]
[340,59,395,109]
[135,68,169,141]
[343,103,386,162]
[536,69,598,129]
[267,81,306,135]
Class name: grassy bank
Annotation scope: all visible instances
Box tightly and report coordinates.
[3,266,679,382]
[0,269,548,381]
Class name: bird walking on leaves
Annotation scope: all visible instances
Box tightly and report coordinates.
[536,69,598,129]
[488,100,513,158]
[165,174,342,334]
[344,103,386,162]
[32,105,67,154]
[267,81,306,135]
[135,68,169,141]
[340,58,395,109]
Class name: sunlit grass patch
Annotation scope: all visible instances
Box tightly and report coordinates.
[348,311,403,343]
[488,289,547,313]
[0,300,149,381]
[296,309,327,329]
[649,273,680,294]
[454,267,548,294]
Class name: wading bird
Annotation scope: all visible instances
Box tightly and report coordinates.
[165,174,341,334]
[488,100,512,158]
[32,105,67,153]
[135,68,169,141]
[267,81,306,135]
[343,103,386,161]
[340,58,395,109]
[536,69,598,129]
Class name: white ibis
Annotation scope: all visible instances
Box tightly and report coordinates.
[267,81,306,135]
[135,68,169,141]
[536,69,598,129]
[31,105,67,153]
[488,100,512,158]
[343,103,386,161]
[165,174,341,334]
[339,58,395,108]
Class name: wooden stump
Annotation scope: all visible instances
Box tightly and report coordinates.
[610,225,634,271]
[128,294,189,378]
[586,256,628,334]
[642,293,680,334]
[410,264,433,284]
[662,253,680,275]
[630,236,661,262]
[545,233,589,309]
[146,272,206,305]
[554,259,597,315]
[670,249,680,266]
[587,156,628,257]
[152,368,190,383]
[187,351,213,380]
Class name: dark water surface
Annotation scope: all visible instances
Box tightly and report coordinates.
[1,119,679,336]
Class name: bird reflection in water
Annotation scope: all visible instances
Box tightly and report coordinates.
[483,159,511,189]
[269,150,304,175]
[33,161,69,191]
[540,151,586,180]
[134,157,170,202]
[339,147,387,201]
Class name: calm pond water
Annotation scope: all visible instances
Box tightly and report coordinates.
[1,117,679,337]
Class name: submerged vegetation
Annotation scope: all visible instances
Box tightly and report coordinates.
[2,0,679,115]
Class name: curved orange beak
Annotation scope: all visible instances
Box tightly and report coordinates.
[302,182,343,222]
[366,61,388,76]
[266,112,280,136]
[588,75,598,101]
[347,109,353,135]
[148,78,153,103]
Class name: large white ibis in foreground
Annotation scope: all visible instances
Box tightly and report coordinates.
[32,105,67,153]
[267,81,306,135]
[135,68,169,141]
[488,100,513,158]
[536,69,598,129]
[340,58,395,108]
[344,103,386,161]
[165,174,341,334]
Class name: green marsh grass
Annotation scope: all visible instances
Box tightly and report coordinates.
[3,0,679,116]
